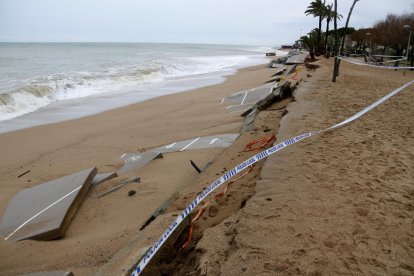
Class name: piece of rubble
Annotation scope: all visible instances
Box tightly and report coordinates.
[91,172,118,186]
[0,168,97,241]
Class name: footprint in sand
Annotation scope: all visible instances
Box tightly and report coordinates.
[292,248,306,258]
[356,207,370,216]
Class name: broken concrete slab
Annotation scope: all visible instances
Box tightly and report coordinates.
[271,66,287,77]
[241,108,258,133]
[119,134,239,174]
[0,168,97,241]
[221,83,276,107]
[139,195,176,231]
[267,56,288,68]
[271,62,286,68]
[221,91,246,106]
[91,172,118,186]
[286,52,309,64]
[225,104,252,113]
[119,151,163,174]
[97,176,141,198]
[222,83,278,115]
[95,212,190,276]
[153,134,239,153]
[285,64,297,75]
[241,86,283,117]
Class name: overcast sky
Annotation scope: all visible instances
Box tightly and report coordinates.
[0,0,413,46]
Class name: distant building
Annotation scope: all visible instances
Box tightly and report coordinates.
[294,40,302,49]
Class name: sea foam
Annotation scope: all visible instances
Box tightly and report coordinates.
[0,43,269,123]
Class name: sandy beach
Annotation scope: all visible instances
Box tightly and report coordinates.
[1,56,413,276]
[2,0,413,274]
[190,59,414,275]
[0,62,278,275]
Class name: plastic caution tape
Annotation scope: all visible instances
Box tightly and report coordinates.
[180,165,254,250]
[131,79,414,276]
[372,55,405,58]
[380,57,407,64]
[337,56,414,70]
[367,55,407,64]
[370,55,407,63]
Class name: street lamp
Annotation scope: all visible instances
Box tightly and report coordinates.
[403,25,412,62]
[403,25,413,70]
[366,32,372,55]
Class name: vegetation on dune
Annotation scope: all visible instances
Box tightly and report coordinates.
[299,0,413,80]
[303,0,344,56]
[301,0,413,58]
[304,0,327,53]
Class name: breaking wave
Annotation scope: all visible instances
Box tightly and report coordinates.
[0,45,267,121]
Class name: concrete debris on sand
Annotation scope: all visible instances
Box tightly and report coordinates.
[0,168,97,241]
[91,172,118,186]
[222,82,277,113]
[119,134,238,174]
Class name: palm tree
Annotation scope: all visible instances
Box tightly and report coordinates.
[335,0,360,76]
[305,0,327,52]
[332,0,339,82]
[301,28,319,59]
[324,3,342,54]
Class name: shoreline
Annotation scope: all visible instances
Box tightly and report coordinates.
[5,56,412,275]
[0,59,268,134]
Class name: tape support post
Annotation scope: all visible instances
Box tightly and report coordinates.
[131,79,414,276]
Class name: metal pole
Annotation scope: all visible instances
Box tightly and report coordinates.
[370,36,372,55]
[403,25,412,62]
[406,30,411,61]
[366,33,371,56]
[409,30,413,70]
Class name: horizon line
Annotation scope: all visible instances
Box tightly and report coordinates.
[0,41,281,47]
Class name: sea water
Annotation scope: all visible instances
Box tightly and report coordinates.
[0,43,284,133]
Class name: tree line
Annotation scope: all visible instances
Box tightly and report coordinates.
[350,13,414,57]
[301,1,413,57]
[300,0,413,81]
